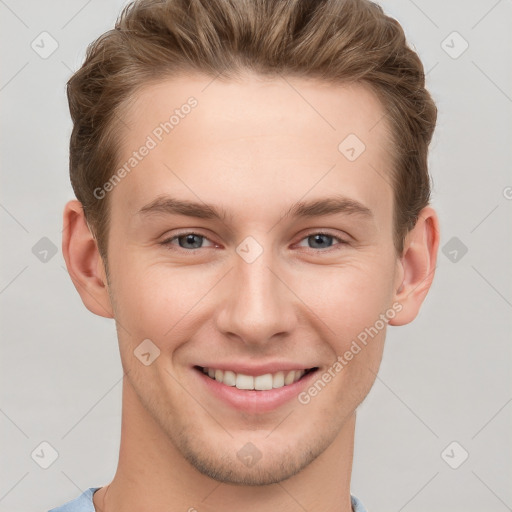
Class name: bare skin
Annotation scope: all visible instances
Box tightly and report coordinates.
[62,72,439,512]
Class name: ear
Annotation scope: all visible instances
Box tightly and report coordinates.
[389,206,440,326]
[62,199,114,318]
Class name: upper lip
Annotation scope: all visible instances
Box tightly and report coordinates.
[195,362,318,376]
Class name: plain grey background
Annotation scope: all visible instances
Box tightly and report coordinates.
[1,1,511,511]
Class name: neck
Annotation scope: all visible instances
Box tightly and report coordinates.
[94,376,356,512]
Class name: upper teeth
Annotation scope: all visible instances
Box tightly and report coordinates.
[202,367,307,390]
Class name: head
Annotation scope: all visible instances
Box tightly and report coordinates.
[63,0,439,486]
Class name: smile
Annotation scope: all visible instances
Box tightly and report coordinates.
[199,366,317,391]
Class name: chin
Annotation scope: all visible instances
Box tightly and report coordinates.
[173,425,335,486]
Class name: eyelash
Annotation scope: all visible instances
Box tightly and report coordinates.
[159,231,349,253]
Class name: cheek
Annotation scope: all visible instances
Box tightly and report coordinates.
[293,256,394,338]
[109,256,216,346]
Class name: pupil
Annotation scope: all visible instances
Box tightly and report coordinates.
[311,234,330,248]
[181,234,201,248]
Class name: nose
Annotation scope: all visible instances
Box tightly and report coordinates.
[214,241,297,348]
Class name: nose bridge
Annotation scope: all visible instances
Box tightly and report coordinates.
[216,239,295,345]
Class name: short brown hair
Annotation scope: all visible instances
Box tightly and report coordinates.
[67,0,437,264]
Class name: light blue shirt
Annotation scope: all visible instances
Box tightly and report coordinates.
[48,487,368,511]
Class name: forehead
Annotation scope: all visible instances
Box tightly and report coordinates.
[122,72,390,148]
[111,72,394,227]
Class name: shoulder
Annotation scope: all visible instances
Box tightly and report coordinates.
[351,493,368,512]
[47,487,100,512]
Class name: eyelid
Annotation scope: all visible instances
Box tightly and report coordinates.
[294,231,349,249]
[160,230,218,249]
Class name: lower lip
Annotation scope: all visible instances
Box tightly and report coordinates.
[194,367,319,413]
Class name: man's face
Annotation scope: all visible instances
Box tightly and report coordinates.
[104,73,401,484]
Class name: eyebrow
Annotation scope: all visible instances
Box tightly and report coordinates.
[136,194,374,223]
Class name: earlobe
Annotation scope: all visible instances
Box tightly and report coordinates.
[389,206,440,326]
[62,199,114,319]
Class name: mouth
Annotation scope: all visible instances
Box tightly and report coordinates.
[194,365,319,391]
[193,364,321,413]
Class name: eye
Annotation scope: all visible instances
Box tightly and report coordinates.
[159,231,348,253]
[160,232,216,250]
[296,232,348,251]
